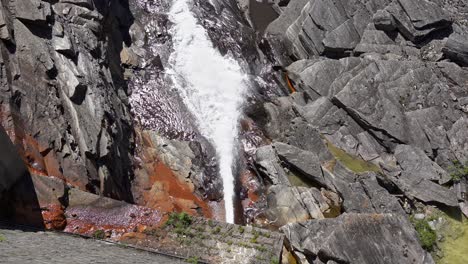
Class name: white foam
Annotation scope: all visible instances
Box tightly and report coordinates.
[168,0,248,223]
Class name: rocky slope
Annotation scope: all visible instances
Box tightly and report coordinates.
[0,0,467,263]
[242,0,468,263]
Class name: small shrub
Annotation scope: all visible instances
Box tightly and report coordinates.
[212,226,221,234]
[165,212,192,229]
[449,160,468,182]
[92,230,106,239]
[238,242,252,248]
[250,230,260,243]
[208,219,215,227]
[411,217,436,251]
[0,234,6,242]
[270,257,280,264]
[238,226,245,234]
[255,245,267,252]
[186,256,199,264]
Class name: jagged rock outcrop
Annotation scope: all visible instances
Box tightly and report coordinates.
[250,0,468,262]
[266,0,452,59]
[0,0,136,204]
[443,33,468,66]
[281,213,434,264]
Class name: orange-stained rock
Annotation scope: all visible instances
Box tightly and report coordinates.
[132,129,213,219]
[42,204,67,230]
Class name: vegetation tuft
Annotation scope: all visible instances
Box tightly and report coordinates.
[92,230,106,240]
[0,234,5,242]
[186,256,200,264]
[449,160,468,182]
[165,212,193,228]
[411,217,437,251]
[212,226,221,234]
[270,257,280,264]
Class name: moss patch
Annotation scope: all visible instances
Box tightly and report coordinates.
[286,171,315,188]
[438,216,468,264]
[325,141,380,174]
[411,217,437,251]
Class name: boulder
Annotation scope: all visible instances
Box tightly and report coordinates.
[272,142,331,189]
[15,0,51,23]
[443,33,468,66]
[266,0,451,59]
[281,213,435,264]
[255,145,290,186]
[395,145,451,184]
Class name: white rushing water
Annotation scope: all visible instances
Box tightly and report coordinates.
[168,0,248,223]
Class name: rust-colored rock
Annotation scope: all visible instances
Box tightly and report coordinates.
[42,204,67,230]
[133,130,213,218]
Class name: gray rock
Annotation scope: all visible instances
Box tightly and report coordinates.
[443,33,468,66]
[390,163,458,208]
[59,0,94,9]
[265,185,311,226]
[272,142,330,189]
[15,0,51,23]
[448,117,468,163]
[266,0,450,59]
[395,145,451,184]
[373,9,396,31]
[255,145,290,186]
[281,213,435,264]
[0,0,138,204]
[397,0,450,30]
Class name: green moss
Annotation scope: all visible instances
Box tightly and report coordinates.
[207,219,215,227]
[186,256,199,264]
[270,257,280,264]
[212,226,221,234]
[438,216,468,264]
[411,218,436,251]
[449,160,468,182]
[92,230,106,240]
[255,245,267,252]
[326,141,381,174]
[165,212,192,229]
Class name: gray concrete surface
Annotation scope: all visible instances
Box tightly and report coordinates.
[0,228,185,264]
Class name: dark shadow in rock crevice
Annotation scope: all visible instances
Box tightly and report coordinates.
[0,125,44,229]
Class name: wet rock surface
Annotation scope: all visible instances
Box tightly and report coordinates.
[1,0,468,263]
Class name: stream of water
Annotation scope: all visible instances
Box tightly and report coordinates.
[168,0,248,223]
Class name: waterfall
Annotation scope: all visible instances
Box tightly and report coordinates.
[168,0,248,223]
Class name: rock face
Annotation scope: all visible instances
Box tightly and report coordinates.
[0,0,136,203]
[1,0,467,262]
[281,213,434,264]
[443,33,468,66]
[0,125,28,195]
[246,0,468,262]
[266,0,452,59]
